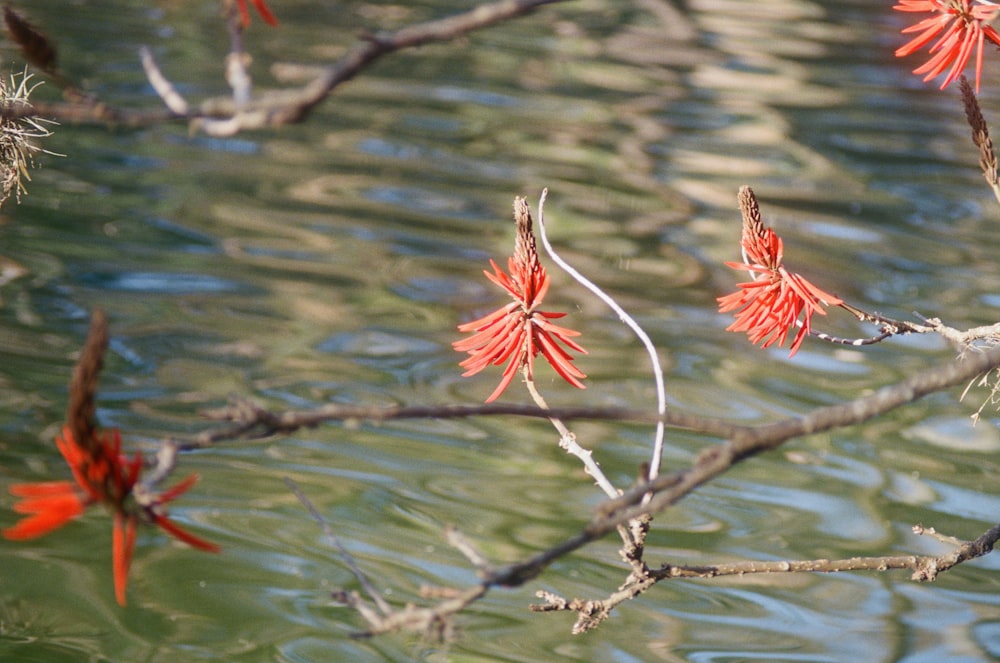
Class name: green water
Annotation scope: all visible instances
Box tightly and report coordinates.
[1,0,1000,661]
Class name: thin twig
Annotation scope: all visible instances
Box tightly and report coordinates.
[444,526,492,574]
[284,477,392,615]
[523,371,637,552]
[139,47,188,115]
[814,300,1000,352]
[186,400,737,448]
[601,343,1000,525]
[224,2,252,106]
[535,189,668,484]
[172,332,1000,452]
[531,520,1000,632]
[523,373,619,499]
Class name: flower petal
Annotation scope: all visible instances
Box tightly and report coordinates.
[455,209,586,400]
[721,227,840,356]
[2,495,85,540]
[157,474,201,504]
[894,0,1000,91]
[9,480,78,497]
[236,0,279,27]
[113,512,137,606]
[150,513,221,553]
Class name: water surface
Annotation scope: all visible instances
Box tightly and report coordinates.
[2,1,1000,661]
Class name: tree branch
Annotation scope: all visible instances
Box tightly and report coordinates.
[2,0,572,135]
[600,343,1000,526]
[531,520,1000,633]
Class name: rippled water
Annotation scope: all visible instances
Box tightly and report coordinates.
[2,0,1000,661]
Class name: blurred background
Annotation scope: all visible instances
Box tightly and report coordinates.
[1,0,999,660]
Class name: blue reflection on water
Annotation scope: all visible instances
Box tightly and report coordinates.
[79,271,248,294]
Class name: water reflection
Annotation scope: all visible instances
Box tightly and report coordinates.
[0,0,999,660]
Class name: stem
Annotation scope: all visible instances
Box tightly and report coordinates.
[523,369,620,499]
[535,189,667,483]
[522,368,636,550]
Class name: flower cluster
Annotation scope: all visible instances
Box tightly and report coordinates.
[454,198,586,402]
[895,0,1000,92]
[3,426,218,606]
[717,187,843,356]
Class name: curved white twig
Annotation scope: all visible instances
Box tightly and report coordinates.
[139,46,189,115]
[535,189,667,482]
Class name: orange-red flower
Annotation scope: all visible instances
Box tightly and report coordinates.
[894,0,1000,92]
[4,426,219,606]
[235,0,278,26]
[454,198,586,403]
[718,187,843,356]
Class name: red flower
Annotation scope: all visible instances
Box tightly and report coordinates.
[894,0,1000,92]
[454,198,586,403]
[235,0,278,26]
[4,426,219,606]
[717,187,843,356]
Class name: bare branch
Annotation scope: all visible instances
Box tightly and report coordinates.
[284,477,391,615]
[224,2,253,106]
[140,47,188,115]
[601,343,1000,527]
[1,0,572,135]
[536,188,668,485]
[348,584,488,640]
[176,341,1000,463]
[444,526,493,575]
[190,399,669,447]
[523,371,620,500]
[322,513,1000,637]
[531,520,1000,632]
